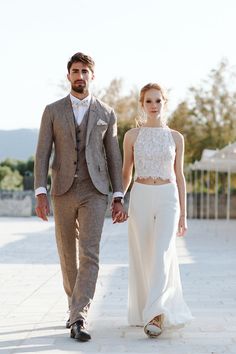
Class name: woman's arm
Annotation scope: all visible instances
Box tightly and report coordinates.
[112,129,135,224]
[122,130,136,195]
[173,131,187,236]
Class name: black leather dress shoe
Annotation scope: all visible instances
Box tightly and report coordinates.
[66,318,70,328]
[70,320,91,342]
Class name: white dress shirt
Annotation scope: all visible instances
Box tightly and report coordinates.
[70,93,91,125]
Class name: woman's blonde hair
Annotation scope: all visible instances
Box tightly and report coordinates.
[137,83,168,126]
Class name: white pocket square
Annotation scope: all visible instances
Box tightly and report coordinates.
[97,119,108,126]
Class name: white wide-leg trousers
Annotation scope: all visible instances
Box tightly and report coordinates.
[128,182,193,328]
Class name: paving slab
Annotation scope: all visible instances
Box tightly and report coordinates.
[0,217,235,354]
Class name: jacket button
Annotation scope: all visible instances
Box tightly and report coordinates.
[74,161,77,165]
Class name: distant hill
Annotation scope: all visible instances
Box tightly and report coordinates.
[0,129,39,161]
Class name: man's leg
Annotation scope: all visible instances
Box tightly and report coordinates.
[69,192,108,325]
[52,190,78,301]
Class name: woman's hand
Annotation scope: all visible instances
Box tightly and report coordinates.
[111,202,128,223]
[177,215,187,236]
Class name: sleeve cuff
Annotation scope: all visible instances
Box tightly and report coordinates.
[112,191,124,199]
[35,187,47,197]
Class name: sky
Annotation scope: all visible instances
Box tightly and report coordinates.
[0,0,236,130]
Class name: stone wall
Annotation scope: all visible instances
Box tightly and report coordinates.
[0,191,127,217]
[187,193,236,219]
[0,190,235,219]
[0,191,34,217]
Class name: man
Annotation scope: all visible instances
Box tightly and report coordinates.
[34,52,127,342]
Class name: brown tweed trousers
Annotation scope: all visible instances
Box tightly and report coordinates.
[34,95,123,325]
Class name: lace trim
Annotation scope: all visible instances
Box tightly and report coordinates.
[135,175,174,181]
[134,126,176,182]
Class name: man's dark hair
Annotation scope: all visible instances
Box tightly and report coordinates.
[67,52,95,73]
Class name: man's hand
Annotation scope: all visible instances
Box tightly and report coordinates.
[111,201,128,224]
[35,194,50,221]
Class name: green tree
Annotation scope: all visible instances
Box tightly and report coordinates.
[99,79,138,118]
[169,59,236,163]
[0,157,34,190]
[99,79,138,154]
[0,166,23,190]
[190,60,236,147]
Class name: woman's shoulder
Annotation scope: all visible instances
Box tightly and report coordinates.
[123,128,140,147]
[169,129,184,151]
[124,127,140,139]
[169,128,184,142]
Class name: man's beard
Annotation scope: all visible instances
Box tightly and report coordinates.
[72,84,86,94]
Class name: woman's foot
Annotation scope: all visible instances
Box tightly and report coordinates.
[144,315,163,338]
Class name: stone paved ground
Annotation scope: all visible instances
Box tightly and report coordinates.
[0,217,236,354]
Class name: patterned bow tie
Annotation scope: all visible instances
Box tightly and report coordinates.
[72,100,89,109]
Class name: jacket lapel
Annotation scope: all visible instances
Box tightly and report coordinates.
[86,96,99,145]
[63,95,76,145]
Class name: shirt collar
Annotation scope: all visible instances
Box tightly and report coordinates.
[70,93,92,106]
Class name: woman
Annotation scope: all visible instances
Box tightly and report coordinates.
[122,83,193,338]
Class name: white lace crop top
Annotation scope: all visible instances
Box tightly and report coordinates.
[134,126,176,182]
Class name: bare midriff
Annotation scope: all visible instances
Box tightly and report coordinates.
[135,177,171,185]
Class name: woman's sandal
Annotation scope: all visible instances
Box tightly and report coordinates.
[144,314,163,337]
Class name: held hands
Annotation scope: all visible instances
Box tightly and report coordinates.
[35,194,50,221]
[111,200,128,224]
[177,215,187,237]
